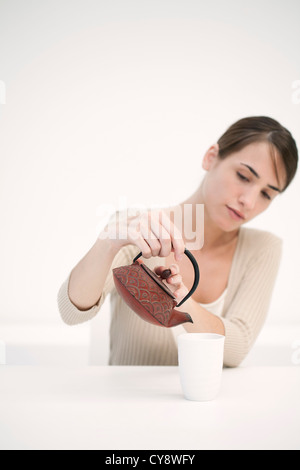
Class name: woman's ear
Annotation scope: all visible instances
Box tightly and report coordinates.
[202,143,219,171]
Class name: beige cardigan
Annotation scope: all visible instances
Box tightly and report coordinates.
[57,227,282,367]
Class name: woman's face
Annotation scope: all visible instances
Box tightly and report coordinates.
[201,141,286,231]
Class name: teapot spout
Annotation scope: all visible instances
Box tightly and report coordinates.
[167,309,193,328]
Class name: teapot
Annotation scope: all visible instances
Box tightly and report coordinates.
[113,249,200,327]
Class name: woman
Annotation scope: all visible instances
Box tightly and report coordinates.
[58,116,298,367]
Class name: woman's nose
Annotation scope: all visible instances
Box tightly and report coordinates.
[238,188,258,211]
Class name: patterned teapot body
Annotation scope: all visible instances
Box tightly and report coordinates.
[112,249,200,328]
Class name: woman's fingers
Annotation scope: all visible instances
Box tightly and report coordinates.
[159,211,185,261]
[154,264,188,303]
[140,210,185,260]
[154,264,188,302]
[140,225,162,257]
[139,211,171,258]
[127,222,152,258]
[154,264,179,277]
[154,264,183,289]
[166,273,182,285]
[114,209,185,260]
[173,284,189,300]
[147,212,172,258]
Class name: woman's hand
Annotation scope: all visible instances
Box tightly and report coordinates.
[154,264,189,304]
[101,209,185,262]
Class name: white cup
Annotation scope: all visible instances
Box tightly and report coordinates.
[178,333,225,401]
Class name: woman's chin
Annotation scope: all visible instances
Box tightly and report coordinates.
[205,206,245,232]
[214,215,244,232]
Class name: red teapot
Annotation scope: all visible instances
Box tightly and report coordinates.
[113,249,200,327]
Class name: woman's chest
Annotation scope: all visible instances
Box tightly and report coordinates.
[165,249,234,304]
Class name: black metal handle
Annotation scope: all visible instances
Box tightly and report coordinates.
[133,248,200,307]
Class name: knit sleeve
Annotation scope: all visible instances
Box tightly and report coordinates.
[221,237,282,367]
[57,244,138,326]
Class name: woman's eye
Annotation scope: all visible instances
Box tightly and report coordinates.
[237,172,249,182]
[237,172,271,200]
[261,191,271,200]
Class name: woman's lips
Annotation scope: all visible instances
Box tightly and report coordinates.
[226,206,245,221]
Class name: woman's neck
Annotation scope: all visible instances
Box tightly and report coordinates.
[177,186,239,252]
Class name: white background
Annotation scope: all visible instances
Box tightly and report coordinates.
[0,0,299,364]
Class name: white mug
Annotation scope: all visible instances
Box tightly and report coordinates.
[178,333,225,401]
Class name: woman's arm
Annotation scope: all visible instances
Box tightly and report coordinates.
[220,238,282,367]
[155,264,225,334]
[58,208,185,325]
[68,209,185,311]
[68,236,119,311]
[181,301,225,335]
[57,237,135,326]
[171,237,282,367]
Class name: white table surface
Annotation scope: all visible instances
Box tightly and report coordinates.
[0,365,299,450]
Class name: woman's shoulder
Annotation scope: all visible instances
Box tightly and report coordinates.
[240,226,282,247]
[238,226,283,261]
[227,227,283,294]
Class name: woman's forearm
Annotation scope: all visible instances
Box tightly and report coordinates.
[68,235,120,311]
[179,298,225,335]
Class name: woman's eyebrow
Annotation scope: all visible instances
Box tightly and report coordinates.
[240,163,280,192]
[241,163,259,178]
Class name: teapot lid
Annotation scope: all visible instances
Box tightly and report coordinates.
[138,262,177,301]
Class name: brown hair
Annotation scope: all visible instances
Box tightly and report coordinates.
[217,116,298,191]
